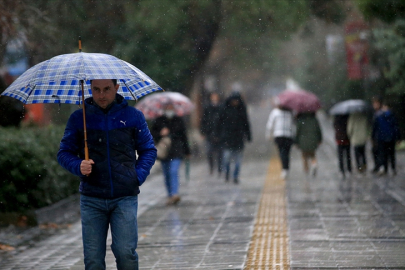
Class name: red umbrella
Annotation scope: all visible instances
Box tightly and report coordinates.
[277,89,321,113]
[135,91,194,120]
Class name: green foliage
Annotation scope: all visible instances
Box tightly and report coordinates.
[0,125,78,212]
[218,0,309,70]
[7,1,324,98]
[222,0,309,38]
[19,0,128,60]
[115,0,222,93]
[113,0,310,94]
[3,0,343,106]
[308,0,345,24]
[373,19,405,95]
[356,0,405,23]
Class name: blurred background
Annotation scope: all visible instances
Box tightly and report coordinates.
[1,0,405,215]
[1,0,405,129]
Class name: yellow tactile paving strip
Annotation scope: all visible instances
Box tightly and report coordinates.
[244,158,290,270]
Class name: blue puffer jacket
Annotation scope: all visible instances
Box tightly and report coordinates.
[373,110,401,143]
[57,94,157,199]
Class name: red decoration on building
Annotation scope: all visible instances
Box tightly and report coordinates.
[345,21,369,80]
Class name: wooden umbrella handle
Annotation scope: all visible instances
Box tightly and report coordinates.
[81,80,89,160]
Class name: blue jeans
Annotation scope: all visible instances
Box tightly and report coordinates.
[223,149,243,180]
[206,141,223,174]
[80,195,139,270]
[161,158,182,197]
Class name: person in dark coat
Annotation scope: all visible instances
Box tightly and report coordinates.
[333,114,352,179]
[217,92,252,184]
[151,103,191,205]
[372,102,401,175]
[200,92,223,176]
[295,112,322,177]
[58,79,156,269]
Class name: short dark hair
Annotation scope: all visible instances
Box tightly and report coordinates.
[90,79,117,85]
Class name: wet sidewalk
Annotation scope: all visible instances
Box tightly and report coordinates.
[0,157,270,270]
[287,150,405,269]
[0,111,405,269]
[287,113,405,269]
[1,147,404,269]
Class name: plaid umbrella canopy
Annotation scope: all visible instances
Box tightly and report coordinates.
[135,92,194,120]
[1,47,163,160]
[1,52,162,104]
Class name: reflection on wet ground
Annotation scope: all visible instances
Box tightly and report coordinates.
[0,108,404,269]
[287,142,405,269]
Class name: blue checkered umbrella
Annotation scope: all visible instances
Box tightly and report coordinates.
[1,51,163,161]
[1,52,163,104]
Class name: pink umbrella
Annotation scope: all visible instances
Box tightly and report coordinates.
[135,91,194,119]
[277,89,321,113]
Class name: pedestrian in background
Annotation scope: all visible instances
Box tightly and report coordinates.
[347,112,371,174]
[265,102,295,179]
[371,96,383,173]
[57,79,157,270]
[333,114,352,179]
[295,112,322,177]
[217,91,252,184]
[151,103,191,205]
[372,101,401,175]
[200,92,223,176]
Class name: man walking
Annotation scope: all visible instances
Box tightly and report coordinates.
[217,91,252,184]
[200,92,223,176]
[372,101,401,175]
[57,79,157,270]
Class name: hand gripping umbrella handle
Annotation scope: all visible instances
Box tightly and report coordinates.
[81,80,89,160]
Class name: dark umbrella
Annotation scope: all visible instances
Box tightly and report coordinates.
[329,99,372,115]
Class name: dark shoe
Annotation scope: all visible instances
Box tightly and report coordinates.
[234,178,239,184]
[166,195,181,206]
[225,172,229,182]
[171,195,181,205]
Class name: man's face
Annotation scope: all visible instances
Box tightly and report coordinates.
[91,79,119,109]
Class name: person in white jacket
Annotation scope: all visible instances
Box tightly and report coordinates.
[347,112,371,173]
[265,104,296,179]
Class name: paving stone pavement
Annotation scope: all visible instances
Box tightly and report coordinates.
[0,158,269,270]
[287,114,405,270]
[1,109,405,269]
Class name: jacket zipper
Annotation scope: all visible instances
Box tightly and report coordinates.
[105,113,114,197]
